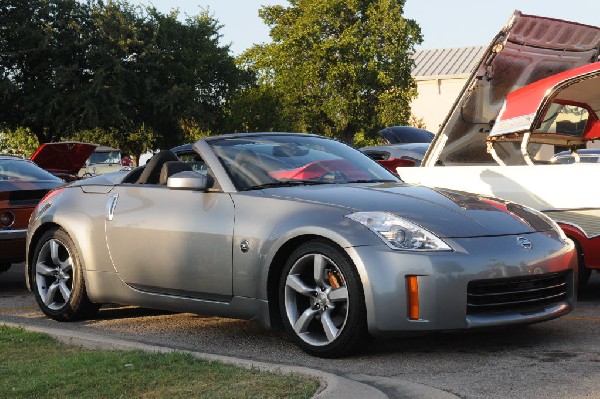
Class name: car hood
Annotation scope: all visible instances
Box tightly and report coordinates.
[30,142,97,175]
[422,11,600,166]
[265,183,553,238]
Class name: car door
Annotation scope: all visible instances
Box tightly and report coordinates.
[104,184,234,300]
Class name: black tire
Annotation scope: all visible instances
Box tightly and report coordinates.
[30,228,100,321]
[279,239,369,357]
[573,239,590,292]
[0,262,11,273]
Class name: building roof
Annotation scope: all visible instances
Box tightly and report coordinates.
[412,46,485,79]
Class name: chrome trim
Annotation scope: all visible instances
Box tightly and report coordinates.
[489,113,535,136]
[531,70,600,132]
[105,194,119,221]
[0,229,27,240]
[516,236,533,250]
[0,211,15,228]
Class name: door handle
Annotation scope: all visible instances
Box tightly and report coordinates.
[106,193,119,221]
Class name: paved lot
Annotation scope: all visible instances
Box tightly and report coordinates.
[2,264,600,398]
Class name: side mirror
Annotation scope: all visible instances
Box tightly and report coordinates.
[167,171,208,191]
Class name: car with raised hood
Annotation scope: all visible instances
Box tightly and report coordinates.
[398,11,600,288]
[26,132,576,357]
[77,145,123,177]
[30,142,97,182]
[0,155,63,272]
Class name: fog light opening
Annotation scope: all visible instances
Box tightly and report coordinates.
[0,211,15,228]
[407,275,420,320]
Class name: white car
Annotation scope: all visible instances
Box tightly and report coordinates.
[399,11,600,288]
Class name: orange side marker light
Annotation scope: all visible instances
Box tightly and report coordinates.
[407,275,419,320]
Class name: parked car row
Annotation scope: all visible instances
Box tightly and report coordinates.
[0,10,596,358]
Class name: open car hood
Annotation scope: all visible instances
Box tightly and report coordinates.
[30,142,97,175]
[422,11,600,167]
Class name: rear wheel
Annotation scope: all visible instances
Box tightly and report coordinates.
[30,228,100,321]
[279,240,368,357]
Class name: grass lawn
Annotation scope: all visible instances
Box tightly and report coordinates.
[0,325,319,398]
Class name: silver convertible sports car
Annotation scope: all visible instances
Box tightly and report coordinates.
[26,133,577,357]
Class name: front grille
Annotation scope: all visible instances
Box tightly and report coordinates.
[467,272,569,315]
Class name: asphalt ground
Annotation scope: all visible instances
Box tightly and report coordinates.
[2,264,600,398]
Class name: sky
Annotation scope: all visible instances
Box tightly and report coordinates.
[135,0,600,55]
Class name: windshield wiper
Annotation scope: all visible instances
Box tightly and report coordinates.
[242,180,329,191]
[346,179,397,183]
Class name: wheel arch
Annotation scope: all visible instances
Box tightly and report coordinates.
[559,223,595,288]
[558,223,593,268]
[26,222,61,290]
[266,234,364,331]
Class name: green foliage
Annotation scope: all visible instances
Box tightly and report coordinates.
[0,325,319,399]
[0,127,40,157]
[68,125,155,165]
[240,0,422,143]
[0,0,248,154]
[0,0,90,143]
[223,84,291,133]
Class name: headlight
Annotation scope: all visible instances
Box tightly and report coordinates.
[346,212,452,251]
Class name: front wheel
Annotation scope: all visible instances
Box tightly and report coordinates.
[279,240,368,357]
[30,228,100,321]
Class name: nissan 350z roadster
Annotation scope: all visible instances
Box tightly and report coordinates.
[26,133,577,357]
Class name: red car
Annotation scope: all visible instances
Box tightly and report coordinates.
[0,155,63,272]
[30,141,97,182]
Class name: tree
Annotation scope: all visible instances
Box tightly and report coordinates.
[0,0,249,155]
[0,127,39,158]
[0,0,92,143]
[222,84,291,133]
[240,0,422,144]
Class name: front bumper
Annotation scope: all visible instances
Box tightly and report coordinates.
[0,229,27,240]
[0,229,27,263]
[349,231,576,337]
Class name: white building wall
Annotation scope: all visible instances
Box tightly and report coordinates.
[410,75,469,133]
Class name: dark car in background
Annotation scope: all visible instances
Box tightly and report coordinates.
[377,126,434,144]
[360,142,429,170]
[360,126,433,172]
[0,155,63,272]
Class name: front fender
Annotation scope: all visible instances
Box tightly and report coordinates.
[559,223,600,269]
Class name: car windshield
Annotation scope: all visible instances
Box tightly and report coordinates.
[88,151,121,164]
[0,159,62,182]
[209,135,399,190]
